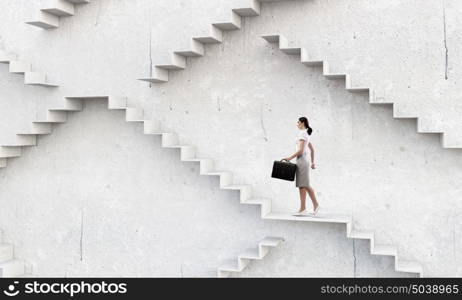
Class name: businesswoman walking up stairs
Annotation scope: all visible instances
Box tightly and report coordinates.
[282,117,319,216]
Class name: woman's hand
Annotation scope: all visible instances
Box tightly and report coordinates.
[311,163,316,169]
[282,157,291,162]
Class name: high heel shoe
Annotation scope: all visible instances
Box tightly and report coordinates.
[310,206,320,215]
[292,210,307,216]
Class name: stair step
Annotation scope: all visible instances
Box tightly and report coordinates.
[29,82,59,87]
[324,73,346,79]
[221,184,251,191]
[212,11,242,31]
[397,260,423,275]
[346,86,369,92]
[174,39,205,57]
[25,72,58,87]
[139,67,169,83]
[29,123,53,134]
[41,0,75,16]
[193,26,223,44]
[15,134,37,146]
[280,47,301,55]
[9,61,31,74]
[244,197,268,205]
[261,34,280,43]
[218,260,242,272]
[26,11,60,29]
[217,236,284,277]
[239,248,261,260]
[441,133,462,149]
[232,0,261,17]
[181,158,205,162]
[417,118,444,134]
[27,0,90,29]
[372,244,397,256]
[48,108,81,113]
[265,212,350,224]
[0,147,22,158]
[202,171,230,176]
[349,230,374,240]
[260,237,284,247]
[33,120,65,125]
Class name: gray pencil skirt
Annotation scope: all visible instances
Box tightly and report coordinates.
[295,155,310,188]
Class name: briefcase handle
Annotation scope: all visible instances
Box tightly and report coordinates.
[281,159,290,162]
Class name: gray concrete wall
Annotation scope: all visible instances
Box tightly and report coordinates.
[0,0,461,277]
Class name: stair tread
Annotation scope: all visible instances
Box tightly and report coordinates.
[182,158,209,162]
[163,144,192,149]
[203,171,231,175]
[222,184,251,189]
[25,21,58,28]
[349,230,374,240]
[265,212,351,224]
[260,237,284,247]
[138,77,168,83]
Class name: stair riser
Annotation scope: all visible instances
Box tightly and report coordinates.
[219,173,233,188]
[174,39,205,57]
[161,133,179,147]
[143,121,162,134]
[199,160,214,174]
[9,61,31,74]
[16,135,37,146]
[125,108,144,122]
[239,186,252,202]
[0,147,21,158]
[47,111,68,122]
[180,147,196,161]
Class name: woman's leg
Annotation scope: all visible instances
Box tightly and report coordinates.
[305,186,319,210]
[298,188,307,211]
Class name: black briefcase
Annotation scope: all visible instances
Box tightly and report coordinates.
[271,160,297,181]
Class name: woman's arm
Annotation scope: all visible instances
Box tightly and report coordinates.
[308,142,316,169]
[283,140,305,161]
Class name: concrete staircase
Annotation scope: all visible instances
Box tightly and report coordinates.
[0,95,423,277]
[217,237,284,278]
[261,34,461,149]
[0,97,105,169]
[26,0,91,29]
[0,231,25,278]
[0,49,58,87]
[139,0,295,83]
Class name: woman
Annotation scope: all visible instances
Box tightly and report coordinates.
[282,117,319,216]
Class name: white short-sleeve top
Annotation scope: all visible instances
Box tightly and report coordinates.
[295,129,310,156]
